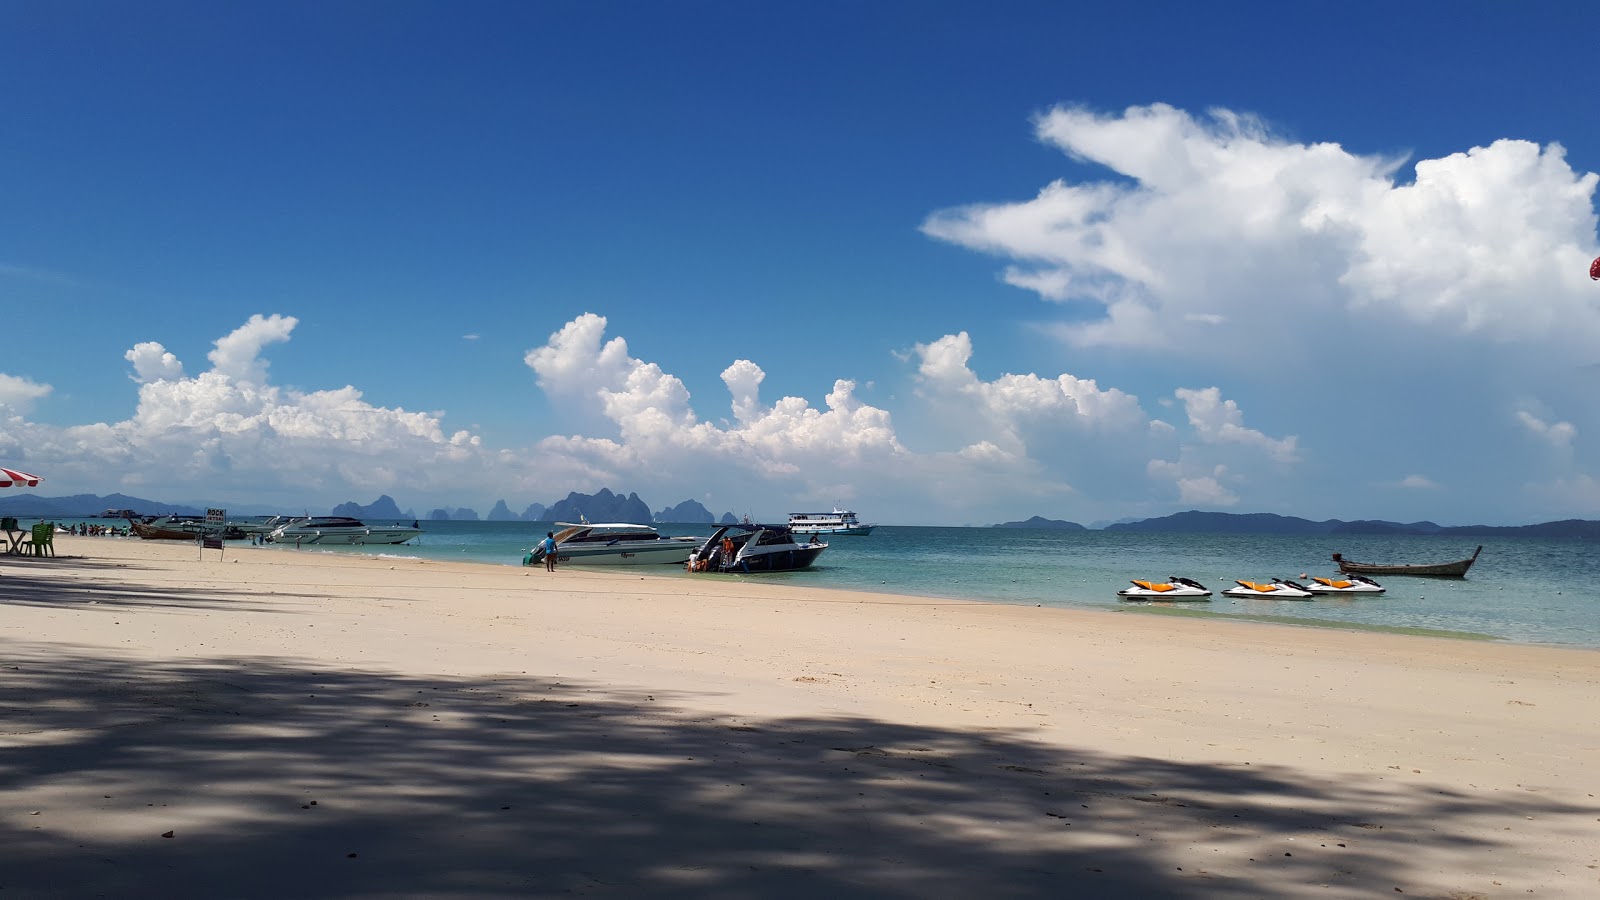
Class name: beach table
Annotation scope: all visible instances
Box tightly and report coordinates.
[2,517,28,554]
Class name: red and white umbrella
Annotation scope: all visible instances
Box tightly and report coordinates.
[0,467,42,488]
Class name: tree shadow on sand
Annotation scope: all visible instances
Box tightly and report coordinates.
[3,643,1594,899]
[0,559,413,614]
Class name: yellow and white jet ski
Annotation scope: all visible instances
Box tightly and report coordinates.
[1117,576,1212,600]
[1305,574,1384,594]
[1222,578,1314,600]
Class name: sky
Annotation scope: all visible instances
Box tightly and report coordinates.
[3,1,1599,526]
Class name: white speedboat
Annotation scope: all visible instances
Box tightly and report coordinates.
[1222,579,1314,599]
[687,523,827,573]
[787,508,875,536]
[266,516,422,546]
[525,522,699,566]
[1306,575,1385,594]
[1117,576,1212,600]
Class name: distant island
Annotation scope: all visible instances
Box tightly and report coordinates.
[992,516,1086,530]
[1098,510,1600,538]
[5,491,1597,537]
[0,488,739,525]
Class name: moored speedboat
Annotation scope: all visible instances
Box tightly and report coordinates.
[1117,576,1212,600]
[128,515,247,541]
[523,522,700,566]
[1221,579,1314,599]
[1305,575,1385,594]
[686,523,827,573]
[266,516,422,546]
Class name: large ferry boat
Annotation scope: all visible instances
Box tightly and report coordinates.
[786,507,875,536]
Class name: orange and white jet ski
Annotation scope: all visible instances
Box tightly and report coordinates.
[1222,578,1314,599]
[1305,574,1384,594]
[1117,576,1212,600]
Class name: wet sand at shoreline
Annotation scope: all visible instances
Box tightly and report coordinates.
[3,535,1597,897]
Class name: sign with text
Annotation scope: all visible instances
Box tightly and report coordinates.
[203,508,227,558]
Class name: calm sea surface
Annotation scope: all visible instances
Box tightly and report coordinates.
[132,520,1598,650]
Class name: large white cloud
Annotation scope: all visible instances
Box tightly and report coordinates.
[5,101,1598,524]
[1,315,494,505]
[923,103,1600,349]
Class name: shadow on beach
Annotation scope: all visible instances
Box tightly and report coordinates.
[2,571,1591,898]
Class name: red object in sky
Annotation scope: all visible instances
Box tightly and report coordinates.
[1591,255,1600,280]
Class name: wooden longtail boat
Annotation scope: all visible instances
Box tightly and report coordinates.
[1330,545,1482,578]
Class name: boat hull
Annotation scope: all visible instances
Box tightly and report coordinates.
[130,519,247,541]
[550,541,697,566]
[686,523,828,573]
[790,525,875,536]
[1117,577,1212,600]
[1222,588,1313,600]
[1117,591,1211,601]
[1306,576,1385,594]
[1331,546,1481,578]
[787,509,874,536]
[1223,579,1314,599]
[275,529,420,545]
[131,523,205,541]
[723,545,827,572]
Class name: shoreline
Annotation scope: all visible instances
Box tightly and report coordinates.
[4,535,1598,897]
[197,533,1600,651]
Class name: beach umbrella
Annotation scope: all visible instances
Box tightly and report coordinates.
[0,467,42,488]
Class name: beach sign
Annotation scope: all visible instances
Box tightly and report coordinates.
[203,507,226,556]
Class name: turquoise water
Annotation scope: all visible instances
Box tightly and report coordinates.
[41,519,1600,649]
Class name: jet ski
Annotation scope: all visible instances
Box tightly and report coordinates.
[1117,576,1212,600]
[1305,574,1385,594]
[1221,578,1314,599]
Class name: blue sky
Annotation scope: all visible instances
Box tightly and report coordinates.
[4,1,1599,525]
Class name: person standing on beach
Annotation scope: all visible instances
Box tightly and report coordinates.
[540,532,558,571]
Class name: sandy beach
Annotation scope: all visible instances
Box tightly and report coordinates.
[3,536,1597,898]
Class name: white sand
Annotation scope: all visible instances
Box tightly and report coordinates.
[3,535,1597,898]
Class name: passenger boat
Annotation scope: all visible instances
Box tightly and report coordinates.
[1221,579,1314,599]
[1117,576,1212,600]
[686,523,827,573]
[1306,575,1385,594]
[265,516,423,546]
[1330,546,1482,578]
[523,522,699,566]
[128,515,247,541]
[787,508,875,536]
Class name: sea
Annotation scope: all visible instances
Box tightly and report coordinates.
[70,519,1587,651]
[38,518,1600,649]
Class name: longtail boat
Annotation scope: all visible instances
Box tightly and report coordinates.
[1330,545,1482,578]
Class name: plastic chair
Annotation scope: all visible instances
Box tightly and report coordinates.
[28,522,55,557]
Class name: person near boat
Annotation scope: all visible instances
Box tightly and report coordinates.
[539,532,558,571]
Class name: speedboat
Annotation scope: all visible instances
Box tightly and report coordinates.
[787,508,875,536]
[523,522,700,566]
[266,516,422,546]
[1306,574,1385,594]
[686,523,827,573]
[128,515,248,541]
[1117,576,1212,600]
[1221,579,1314,599]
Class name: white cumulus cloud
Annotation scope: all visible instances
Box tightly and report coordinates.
[922,103,1600,349]
[0,373,52,414]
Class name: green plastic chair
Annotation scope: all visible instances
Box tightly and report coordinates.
[28,522,55,557]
